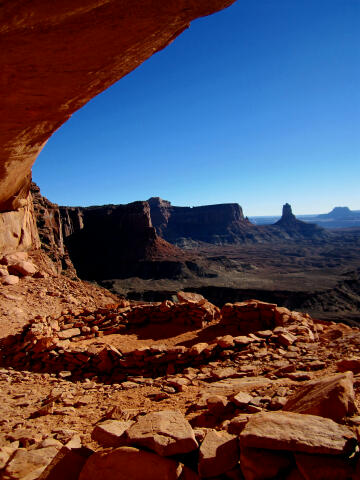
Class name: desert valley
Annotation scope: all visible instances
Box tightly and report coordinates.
[0,1,360,479]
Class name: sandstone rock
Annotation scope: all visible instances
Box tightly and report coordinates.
[177,291,205,304]
[8,261,37,276]
[337,358,360,374]
[198,430,239,478]
[0,442,19,469]
[232,392,253,408]
[239,411,356,455]
[283,372,357,421]
[1,252,28,265]
[211,367,239,380]
[0,266,8,276]
[37,436,93,480]
[2,446,60,480]
[233,336,255,346]
[206,396,230,415]
[217,336,235,348]
[2,275,19,285]
[91,420,134,447]
[276,331,297,346]
[57,328,81,340]
[240,446,293,480]
[79,446,183,480]
[126,410,198,456]
[227,414,251,435]
[269,396,288,410]
[295,452,355,480]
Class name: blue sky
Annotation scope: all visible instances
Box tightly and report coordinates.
[33,0,360,216]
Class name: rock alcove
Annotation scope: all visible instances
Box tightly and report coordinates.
[0,0,236,253]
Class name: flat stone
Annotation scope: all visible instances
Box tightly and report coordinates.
[233,336,255,346]
[58,328,81,340]
[205,377,272,396]
[91,420,134,447]
[198,430,239,478]
[79,446,183,480]
[276,331,297,346]
[283,372,357,421]
[211,367,239,380]
[239,411,356,455]
[126,410,198,456]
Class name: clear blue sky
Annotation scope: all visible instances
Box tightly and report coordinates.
[33,0,360,216]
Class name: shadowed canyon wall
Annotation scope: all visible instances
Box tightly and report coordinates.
[0,0,236,219]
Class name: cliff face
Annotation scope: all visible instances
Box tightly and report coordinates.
[148,198,329,245]
[0,194,40,255]
[63,202,187,280]
[31,183,79,273]
[148,197,253,244]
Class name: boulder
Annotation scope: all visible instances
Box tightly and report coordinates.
[79,446,183,480]
[2,275,19,285]
[126,410,198,456]
[232,392,253,408]
[2,446,60,480]
[91,420,134,447]
[239,411,356,455]
[0,442,19,469]
[283,372,357,421]
[8,261,37,276]
[337,358,360,374]
[177,291,205,304]
[295,452,355,480]
[198,429,239,478]
[0,252,28,265]
[240,447,293,480]
[37,436,93,480]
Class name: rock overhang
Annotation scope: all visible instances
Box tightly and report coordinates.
[0,0,237,212]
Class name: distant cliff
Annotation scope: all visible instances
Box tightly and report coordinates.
[31,184,193,280]
[30,186,330,281]
[312,207,360,229]
[148,198,328,245]
[148,197,255,244]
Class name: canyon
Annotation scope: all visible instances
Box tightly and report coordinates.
[1,0,360,479]
[29,185,359,324]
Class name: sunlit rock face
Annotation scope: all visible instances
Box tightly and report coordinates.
[0,0,236,214]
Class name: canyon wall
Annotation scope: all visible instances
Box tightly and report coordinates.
[148,197,254,244]
[63,202,186,279]
[149,198,328,245]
